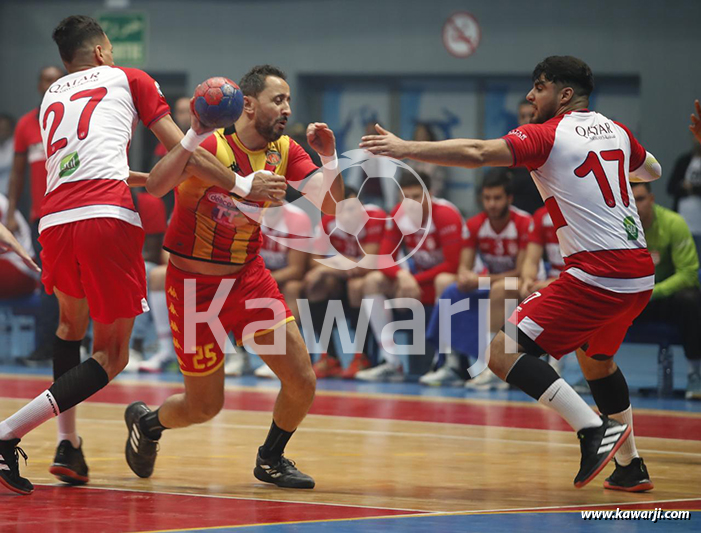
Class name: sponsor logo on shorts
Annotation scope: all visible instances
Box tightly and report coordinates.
[623,216,639,240]
[59,151,80,178]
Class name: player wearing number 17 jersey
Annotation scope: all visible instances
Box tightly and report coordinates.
[360,56,661,490]
[0,15,231,495]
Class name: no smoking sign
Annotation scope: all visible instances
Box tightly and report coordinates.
[442,12,481,58]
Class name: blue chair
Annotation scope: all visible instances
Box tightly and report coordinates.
[0,292,41,363]
[623,321,680,398]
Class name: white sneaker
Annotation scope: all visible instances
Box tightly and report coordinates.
[224,350,252,376]
[138,350,176,374]
[254,363,277,379]
[354,362,404,382]
[419,365,466,386]
[465,367,509,390]
[123,349,144,372]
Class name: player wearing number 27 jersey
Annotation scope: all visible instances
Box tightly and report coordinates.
[39,64,170,322]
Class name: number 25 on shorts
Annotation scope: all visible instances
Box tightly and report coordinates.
[193,343,218,370]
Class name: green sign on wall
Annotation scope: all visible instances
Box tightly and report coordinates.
[97,12,147,67]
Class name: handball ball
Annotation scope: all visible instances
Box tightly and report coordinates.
[192,77,244,129]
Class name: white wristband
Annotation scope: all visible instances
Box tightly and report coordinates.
[180,128,210,152]
[319,150,338,170]
[231,171,262,198]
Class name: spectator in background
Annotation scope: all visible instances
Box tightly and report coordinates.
[0,114,15,194]
[422,171,531,387]
[152,96,190,218]
[6,66,64,365]
[668,137,701,258]
[250,202,312,378]
[0,194,38,298]
[691,100,701,146]
[496,100,542,214]
[407,123,447,197]
[305,186,385,379]
[630,183,701,400]
[354,171,464,382]
[128,189,172,374]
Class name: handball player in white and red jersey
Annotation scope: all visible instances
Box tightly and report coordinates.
[361,56,662,490]
[0,15,241,495]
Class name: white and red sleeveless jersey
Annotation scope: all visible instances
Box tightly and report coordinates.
[386,198,463,272]
[464,206,531,274]
[529,206,565,276]
[260,203,312,271]
[38,65,170,233]
[502,109,654,293]
[315,204,385,261]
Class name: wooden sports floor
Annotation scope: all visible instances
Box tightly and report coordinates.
[0,366,699,532]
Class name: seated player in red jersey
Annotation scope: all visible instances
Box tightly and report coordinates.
[247,201,312,378]
[519,204,565,300]
[354,171,464,382]
[304,186,386,379]
[361,55,662,490]
[0,193,39,298]
[421,171,532,388]
[125,65,344,490]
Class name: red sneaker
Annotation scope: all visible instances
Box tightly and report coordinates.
[312,353,343,378]
[341,353,371,379]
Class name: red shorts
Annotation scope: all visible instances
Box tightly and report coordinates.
[39,219,148,324]
[508,273,651,359]
[166,256,294,377]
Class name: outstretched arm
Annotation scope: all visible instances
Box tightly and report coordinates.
[0,223,39,273]
[360,124,514,168]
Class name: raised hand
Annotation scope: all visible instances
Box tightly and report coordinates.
[189,97,216,137]
[306,122,336,156]
[359,124,408,158]
[0,223,40,273]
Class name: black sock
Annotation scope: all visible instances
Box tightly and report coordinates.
[259,420,294,460]
[309,300,339,359]
[587,367,630,415]
[505,354,560,400]
[139,409,166,440]
[53,335,82,381]
[48,358,109,413]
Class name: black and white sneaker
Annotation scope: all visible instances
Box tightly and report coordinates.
[254,452,315,489]
[124,401,159,478]
[574,416,631,488]
[604,457,654,492]
[50,439,89,485]
[0,438,34,495]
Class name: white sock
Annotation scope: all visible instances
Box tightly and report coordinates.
[0,390,60,441]
[538,379,603,432]
[609,405,638,466]
[150,290,174,356]
[57,408,80,449]
[366,293,399,367]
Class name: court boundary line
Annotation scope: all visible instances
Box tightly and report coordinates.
[134,497,701,532]
[36,483,432,513]
[2,372,699,419]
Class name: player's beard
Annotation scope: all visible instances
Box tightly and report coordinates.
[255,116,286,142]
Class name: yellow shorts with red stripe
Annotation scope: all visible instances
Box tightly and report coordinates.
[165,256,294,377]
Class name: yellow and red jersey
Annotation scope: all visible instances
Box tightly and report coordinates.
[164,129,318,264]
